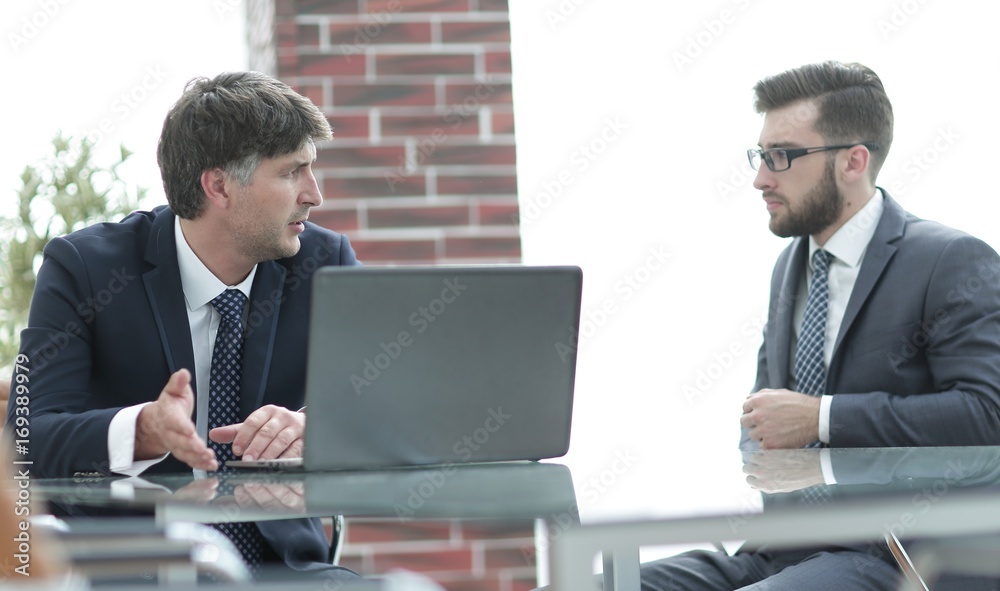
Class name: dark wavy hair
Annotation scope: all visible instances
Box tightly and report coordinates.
[157,71,332,219]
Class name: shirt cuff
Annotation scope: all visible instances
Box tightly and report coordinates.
[108,403,169,476]
[818,394,833,444]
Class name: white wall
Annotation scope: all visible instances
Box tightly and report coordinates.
[508,0,1000,527]
[2,0,248,215]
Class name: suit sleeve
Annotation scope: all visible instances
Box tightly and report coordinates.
[741,250,789,451]
[8,237,122,477]
[339,233,360,267]
[830,235,1000,446]
[739,338,767,451]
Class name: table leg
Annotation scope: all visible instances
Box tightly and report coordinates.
[602,547,640,591]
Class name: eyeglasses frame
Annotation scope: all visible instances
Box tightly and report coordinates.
[747,141,881,172]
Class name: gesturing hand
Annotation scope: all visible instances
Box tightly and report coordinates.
[135,369,218,471]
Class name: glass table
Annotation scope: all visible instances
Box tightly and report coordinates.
[551,446,1000,590]
[28,446,1000,590]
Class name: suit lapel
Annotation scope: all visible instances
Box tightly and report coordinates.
[240,261,287,418]
[770,238,808,387]
[141,208,198,392]
[831,192,905,364]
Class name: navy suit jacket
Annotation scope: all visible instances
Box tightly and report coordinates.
[742,192,1000,449]
[12,205,360,568]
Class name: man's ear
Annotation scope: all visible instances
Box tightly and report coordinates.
[841,144,872,183]
[200,168,231,210]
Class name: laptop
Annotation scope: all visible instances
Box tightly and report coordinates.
[228,265,582,471]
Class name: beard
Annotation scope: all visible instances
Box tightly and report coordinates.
[767,161,843,238]
[232,208,306,263]
[240,227,300,262]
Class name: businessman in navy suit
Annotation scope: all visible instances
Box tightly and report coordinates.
[638,62,1000,590]
[11,72,361,580]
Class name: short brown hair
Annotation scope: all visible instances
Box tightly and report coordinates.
[157,71,332,219]
[753,61,893,179]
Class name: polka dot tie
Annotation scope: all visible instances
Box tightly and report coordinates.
[208,289,264,573]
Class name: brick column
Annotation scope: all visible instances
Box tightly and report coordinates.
[268,0,521,265]
[254,2,534,588]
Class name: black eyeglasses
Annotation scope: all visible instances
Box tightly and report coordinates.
[747,142,880,172]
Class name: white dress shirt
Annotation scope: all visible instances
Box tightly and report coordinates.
[107,216,256,475]
[791,189,884,445]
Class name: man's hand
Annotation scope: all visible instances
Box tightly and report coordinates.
[740,389,821,449]
[209,405,305,462]
[136,369,218,471]
[743,449,825,493]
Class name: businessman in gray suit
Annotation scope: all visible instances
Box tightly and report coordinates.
[639,61,1000,590]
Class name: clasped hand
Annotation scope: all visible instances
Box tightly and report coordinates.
[740,388,821,449]
[136,369,305,470]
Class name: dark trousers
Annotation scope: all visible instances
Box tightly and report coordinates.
[637,545,900,591]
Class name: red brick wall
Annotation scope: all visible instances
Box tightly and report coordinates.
[272,0,521,265]
[336,518,539,591]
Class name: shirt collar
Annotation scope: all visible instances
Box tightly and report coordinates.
[174,215,257,311]
[808,188,884,269]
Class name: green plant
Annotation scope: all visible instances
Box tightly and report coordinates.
[0,133,146,371]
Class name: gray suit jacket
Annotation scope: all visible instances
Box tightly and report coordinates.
[742,191,1000,449]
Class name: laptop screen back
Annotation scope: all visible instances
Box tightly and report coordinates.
[302,265,582,471]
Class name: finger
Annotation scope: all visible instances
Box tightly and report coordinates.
[178,447,218,471]
[237,408,302,460]
[168,431,218,470]
[256,426,302,461]
[156,371,197,443]
[209,424,241,445]
[277,438,304,460]
[175,447,218,471]
[243,420,298,460]
[230,408,276,457]
[164,369,193,399]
